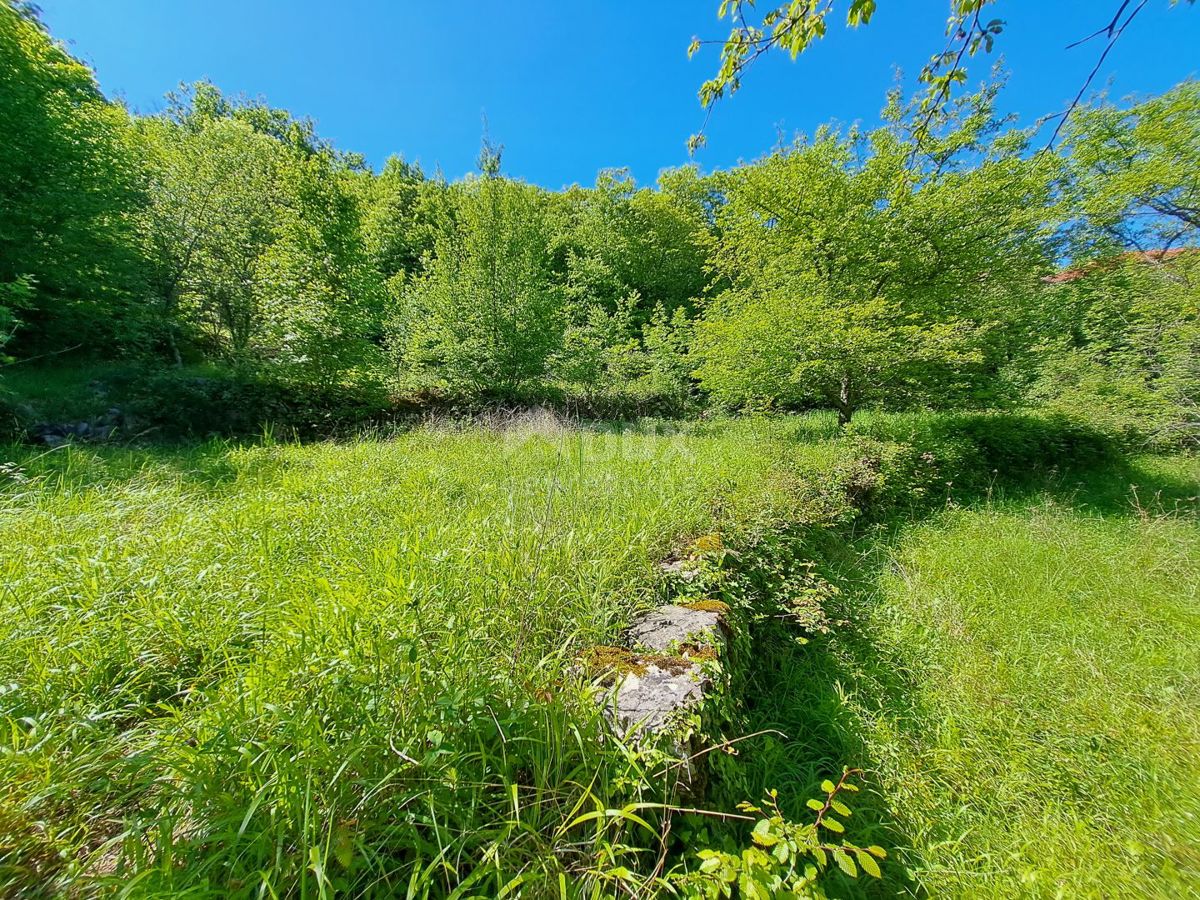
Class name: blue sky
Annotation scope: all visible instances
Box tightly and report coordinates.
[35,1,1200,189]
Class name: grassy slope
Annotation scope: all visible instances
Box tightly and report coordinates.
[0,417,837,896]
[738,455,1200,899]
[3,406,1198,898]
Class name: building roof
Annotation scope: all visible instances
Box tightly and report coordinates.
[1042,247,1197,284]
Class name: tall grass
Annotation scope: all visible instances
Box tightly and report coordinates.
[6,412,1196,897]
[0,417,835,897]
[734,454,1200,898]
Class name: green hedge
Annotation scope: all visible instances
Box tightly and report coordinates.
[831,410,1117,519]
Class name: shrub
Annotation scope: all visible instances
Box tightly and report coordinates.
[834,411,1116,517]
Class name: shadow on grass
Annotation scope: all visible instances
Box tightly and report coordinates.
[727,530,926,898]
[0,439,294,495]
[724,454,1198,897]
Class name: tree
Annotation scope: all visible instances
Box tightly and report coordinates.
[390,173,566,399]
[137,115,288,362]
[0,1,145,353]
[361,156,435,294]
[1061,80,1200,254]
[544,168,713,410]
[137,85,383,380]
[1030,253,1199,446]
[693,86,1055,423]
[557,169,712,324]
[1032,83,1200,445]
[256,147,386,382]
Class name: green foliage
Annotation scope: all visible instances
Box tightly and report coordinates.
[360,155,437,291]
[390,173,566,398]
[0,2,145,352]
[3,9,1200,893]
[673,776,885,898]
[833,410,1115,515]
[0,275,34,362]
[119,369,392,439]
[3,1,1196,433]
[725,450,1200,898]
[1009,82,1200,449]
[694,84,1054,422]
[558,168,712,324]
[135,86,383,380]
[1063,80,1200,252]
[690,0,1004,152]
[1028,255,1199,449]
[544,167,713,413]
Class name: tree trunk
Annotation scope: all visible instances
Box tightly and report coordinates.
[836,372,853,426]
[162,281,184,368]
[167,326,183,368]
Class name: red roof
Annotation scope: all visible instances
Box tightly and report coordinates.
[1043,247,1196,284]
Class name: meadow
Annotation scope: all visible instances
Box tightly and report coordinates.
[2,410,1197,897]
[0,415,840,897]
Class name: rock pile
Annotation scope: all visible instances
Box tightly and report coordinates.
[29,407,126,447]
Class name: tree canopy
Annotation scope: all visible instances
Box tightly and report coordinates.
[0,0,1196,440]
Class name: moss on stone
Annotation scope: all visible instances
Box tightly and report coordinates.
[683,599,731,618]
[579,645,647,682]
[644,652,698,675]
[579,645,698,684]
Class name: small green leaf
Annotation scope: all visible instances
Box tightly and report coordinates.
[821,816,845,833]
[820,779,836,793]
[834,850,858,878]
[806,798,825,812]
[751,819,779,847]
[856,849,882,878]
[831,799,852,817]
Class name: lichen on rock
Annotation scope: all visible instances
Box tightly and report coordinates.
[627,604,723,654]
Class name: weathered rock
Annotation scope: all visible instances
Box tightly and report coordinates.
[627,605,722,653]
[587,602,729,760]
[26,408,125,446]
[30,423,69,446]
[603,660,709,737]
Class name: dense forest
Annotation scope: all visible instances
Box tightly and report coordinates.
[1,1,1197,442]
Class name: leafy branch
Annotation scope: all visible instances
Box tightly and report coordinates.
[672,768,887,897]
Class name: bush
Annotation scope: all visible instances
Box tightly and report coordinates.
[833,411,1116,517]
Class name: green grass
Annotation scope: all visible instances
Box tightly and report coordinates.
[4,408,1198,898]
[736,455,1200,898]
[0,416,837,897]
